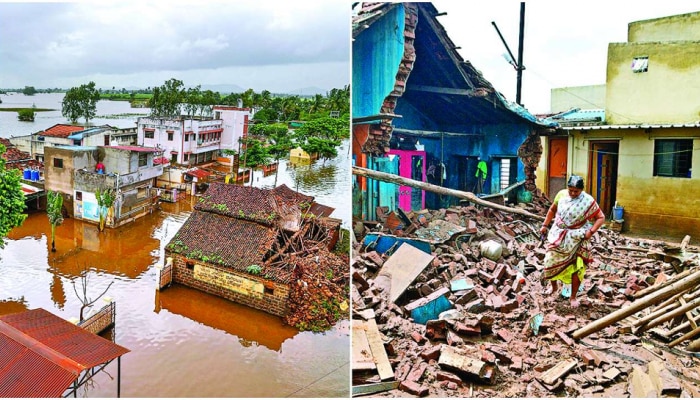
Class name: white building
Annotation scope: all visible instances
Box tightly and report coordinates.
[136,106,251,166]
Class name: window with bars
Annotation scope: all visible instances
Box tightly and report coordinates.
[653,139,692,178]
[498,157,517,191]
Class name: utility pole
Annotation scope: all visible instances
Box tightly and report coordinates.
[492,2,526,106]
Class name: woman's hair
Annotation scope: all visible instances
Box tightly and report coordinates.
[567,175,584,189]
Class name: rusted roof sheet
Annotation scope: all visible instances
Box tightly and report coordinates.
[184,168,212,180]
[0,308,130,398]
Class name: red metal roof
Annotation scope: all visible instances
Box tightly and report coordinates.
[184,168,212,179]
[104,145,160,153]
[0,308,130,398]
[41,124,84,138]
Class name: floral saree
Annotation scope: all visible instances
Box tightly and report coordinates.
[543,190,601,280]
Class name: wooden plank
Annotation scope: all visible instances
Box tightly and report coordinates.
[538,359,577,386]
[629,367,656,398]
[351,321,375,371]
[438,345,492,383]
[351,381,399,397]
[678,298,698,329]
[378,243,435,303]
[648,360,682,396]
[365,319,394,381]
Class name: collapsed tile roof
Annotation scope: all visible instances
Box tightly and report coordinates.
[168,182,334,284]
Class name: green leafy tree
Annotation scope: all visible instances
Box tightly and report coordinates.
[302,137,340,163]
[95,187,116,232]
[295,116,349,142]
[199,90,220,117]
[252,108,278,123]
[46,191,64,252]
[17,108,35,121]
[0,145,27,248]
[183,86,201,118]
[149,78,185,118]
[22,86,37,96]
[240,138,271,186]
[61,81,101,124]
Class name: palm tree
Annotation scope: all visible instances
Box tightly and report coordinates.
[95,187,116,232]
[47,191,64,252]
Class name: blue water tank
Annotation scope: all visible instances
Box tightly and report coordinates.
[23,168,31,180]
[31,170,40,181]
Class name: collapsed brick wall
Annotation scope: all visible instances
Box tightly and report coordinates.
[363,3,418,156]
[517,131,543,192]
[168,252,290,317]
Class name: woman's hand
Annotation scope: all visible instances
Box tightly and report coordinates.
[584,229,594,240]
[539,225,548,235]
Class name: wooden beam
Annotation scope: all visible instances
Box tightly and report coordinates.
[572,269,700,340]
[410,84,487,97]
[352,381,400,397]
[352,166,545,221]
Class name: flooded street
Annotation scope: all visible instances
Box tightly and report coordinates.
[0,197,350,397]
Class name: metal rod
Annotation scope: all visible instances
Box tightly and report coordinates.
[516,2,526,105]
[117,357,121,398]
[491,21,517,70]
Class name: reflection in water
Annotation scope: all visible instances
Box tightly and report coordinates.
[0,199,349,397]
[155,284,297,352]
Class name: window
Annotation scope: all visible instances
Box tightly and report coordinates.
[632,56,648,73]
[53,158,63,168]
[184,134,189,142]
[186,261,195,270]
[654,139,692,178]
[75,191,82,201]
[184,154,190,162]
[145,130,155,139]
[137,187,148,199]
[138,153,148,167]
[167,132,174,141]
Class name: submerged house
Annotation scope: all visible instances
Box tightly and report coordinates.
[543,11,700,238]
[164,182,338,317]
[44,145,164,227]
[352,3,555,220]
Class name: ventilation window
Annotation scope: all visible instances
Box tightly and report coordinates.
[632,56,648,73]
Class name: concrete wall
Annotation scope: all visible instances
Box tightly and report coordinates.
[550,85,606,114]
[606,41,700,124]
[566,127,700,239]
[628,11,700,42]
[168,252,290,317]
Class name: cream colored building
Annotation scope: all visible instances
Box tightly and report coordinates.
[540,11,700,239]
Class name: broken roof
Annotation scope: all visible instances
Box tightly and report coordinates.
[352,2,556,153]
[0,308,129,398]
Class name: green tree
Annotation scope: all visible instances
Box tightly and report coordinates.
[46,191,64,252]
[95,187,116,232]
[0,144,27,248]
[267,129,294,187]
[61,81,101,124]
[302,136,340,163]
[149,78,185,118]
[183,86,201,118]
[17,108,35,121]
[22,86,37,96]
[295,116,349,142]
[240,138,271,186]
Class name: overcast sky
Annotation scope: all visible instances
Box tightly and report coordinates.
[0,1,350,93]
[432,0,700,114]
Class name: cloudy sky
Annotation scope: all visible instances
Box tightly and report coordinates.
[0,1,350,94]
[431,1,700,114]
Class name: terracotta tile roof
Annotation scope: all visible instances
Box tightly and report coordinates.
[40,124,84,138]
[0,138,42,171]
[196,182,288,226]
[167,211,293,283]
[184,168,212,180]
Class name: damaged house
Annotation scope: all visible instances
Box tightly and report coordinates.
[164,182,342,319]
[352,2,555,221]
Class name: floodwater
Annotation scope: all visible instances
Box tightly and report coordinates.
[0,92,147,138]
[0,198,350,397]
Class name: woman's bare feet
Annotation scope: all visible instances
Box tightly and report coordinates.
[570,298,580,308]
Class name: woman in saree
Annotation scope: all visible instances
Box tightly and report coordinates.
[539,175,606,308]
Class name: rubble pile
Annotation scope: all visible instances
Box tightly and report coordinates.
[352,193,700,397]
[275,218,350,332]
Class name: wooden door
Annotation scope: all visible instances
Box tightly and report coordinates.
[548,138,568,199]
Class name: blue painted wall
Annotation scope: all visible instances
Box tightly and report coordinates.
[352,5,406,119]
[393,101,530,208]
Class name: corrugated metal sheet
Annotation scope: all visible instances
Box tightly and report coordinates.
[0,308,129,398]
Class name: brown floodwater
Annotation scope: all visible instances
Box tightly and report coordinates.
[0,198,350,397]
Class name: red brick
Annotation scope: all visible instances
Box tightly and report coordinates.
[420,345,441,361]
[436,370,463,386]
[497,328,513,343]
[399,380,429,397]
[411,331,426,344]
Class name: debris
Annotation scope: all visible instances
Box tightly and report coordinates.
[438,345,496,384]
[404,287,452,324]
[377,243,435,303]
[538,359,577,386]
